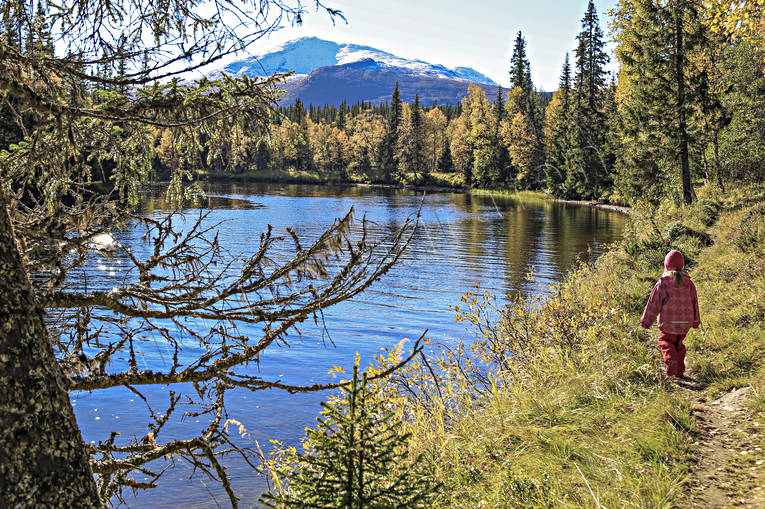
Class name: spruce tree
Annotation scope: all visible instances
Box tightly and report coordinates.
[509,31,531,93]
[613,0,709,204]
[565,0,610,199]
[506,31,545,189]
[379,82,402,183]
[294,98,307,123]
[493,86,512,184]
[494,86,504,124]
[437,142,454,173]
[390,83,401,136]
[261,366,436,508]
[255,139,271,172]
[337,100,347,130]
[559,54,572,120]
[575,1,609,118]
[544,53,573,194]
[409,94,427,180]
[508,31,538,118]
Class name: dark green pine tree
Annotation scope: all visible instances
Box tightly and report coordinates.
[409,94,427,180]
[509,31,531,94]
[545,53,573,194]
[293,98,307,123]
[508,31,546,189]
[254,139,271,172]
[600,74,619,194]
[494,86,504,122]
[378,82,402,183]
[565,0,610,199]
[613,0,709,205]
[337,100,347,130]
[493,86,513,184]
[261,366,437,509]
[576,0,609,119]
[437,142,454,173]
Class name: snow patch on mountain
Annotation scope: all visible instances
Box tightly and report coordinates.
[219,36,497,86]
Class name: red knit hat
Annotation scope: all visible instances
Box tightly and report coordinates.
[664,250,684,271]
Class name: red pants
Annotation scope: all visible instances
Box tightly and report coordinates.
[658,332,686,377]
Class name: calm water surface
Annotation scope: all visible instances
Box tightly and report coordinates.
[72,183,625,508]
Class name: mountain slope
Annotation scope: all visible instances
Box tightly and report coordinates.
[278,59,502,105]
[218,36,501,105]
[224,36,498,86]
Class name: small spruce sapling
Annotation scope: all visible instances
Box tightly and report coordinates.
[261,365,436,508]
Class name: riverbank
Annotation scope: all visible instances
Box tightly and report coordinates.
[384,183,763,507]
[471,187,632,215]
[190,169,633,214]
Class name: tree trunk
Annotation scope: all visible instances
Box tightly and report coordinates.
[713,128,725,192]
[702,142,710,182]
[675,3,693,205]
[0,191,100,507]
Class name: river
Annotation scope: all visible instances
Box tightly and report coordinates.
[71,182,625,508]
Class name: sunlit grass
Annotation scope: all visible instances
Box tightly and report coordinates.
[258,182,762,506]
[384,182,764,507]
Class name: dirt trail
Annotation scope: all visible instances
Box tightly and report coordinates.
[673,380,764,508]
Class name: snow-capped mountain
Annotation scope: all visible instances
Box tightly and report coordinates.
[222,36,498,86]
[214,37,502,105]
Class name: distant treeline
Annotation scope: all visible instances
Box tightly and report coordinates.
[150,0,759,205]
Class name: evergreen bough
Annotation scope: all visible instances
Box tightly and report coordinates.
[261,366,436,508]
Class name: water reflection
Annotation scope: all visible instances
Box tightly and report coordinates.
[73,183,625,508]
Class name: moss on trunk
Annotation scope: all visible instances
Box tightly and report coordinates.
[0,191,101,507]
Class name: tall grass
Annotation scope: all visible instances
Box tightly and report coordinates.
[370,183,764,507]
[260,183,763,506]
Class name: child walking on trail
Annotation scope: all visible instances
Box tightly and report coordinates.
[641,250,701,378]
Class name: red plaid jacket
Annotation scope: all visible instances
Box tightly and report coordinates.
[641,274,700,334]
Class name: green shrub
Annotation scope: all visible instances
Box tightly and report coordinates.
[732,202,764,255]
[665,221,712,247]
[260,366,437,508]
[697,198,722,226]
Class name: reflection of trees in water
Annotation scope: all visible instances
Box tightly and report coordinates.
[140,187,625,304]
[503,201,544,299]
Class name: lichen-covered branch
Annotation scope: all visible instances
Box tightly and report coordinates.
[33,201,421,505]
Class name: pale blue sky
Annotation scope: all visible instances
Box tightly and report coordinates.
[244,0,620,91]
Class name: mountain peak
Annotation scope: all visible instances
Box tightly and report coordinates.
[222,36,497,87]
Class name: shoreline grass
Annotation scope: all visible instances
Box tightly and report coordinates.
[380,182,764,507]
